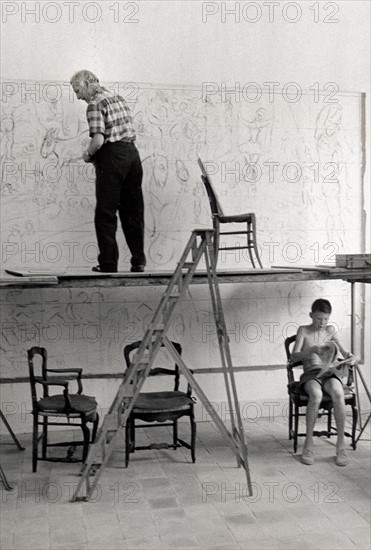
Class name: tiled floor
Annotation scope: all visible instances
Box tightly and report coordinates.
[1,415,370,550]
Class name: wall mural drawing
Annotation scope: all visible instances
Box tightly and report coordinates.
[0,82,364,376]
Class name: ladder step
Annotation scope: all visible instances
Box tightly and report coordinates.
[182,262,195,269]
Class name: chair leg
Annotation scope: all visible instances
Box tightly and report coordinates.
[190,413,196,463]
[130,418,135,450]
[213,218,220,264]
[251,216,263,268]
[42,417,48,459]
[81,420,91,463]
[247,225,256,268]
[351,404,358,450]
[255,244,263,269]
[125,419,131,467]
[173,420,178,449]
[327,408,332,437]
[91,413,99,443]
[288,400,293,440]
[294,405,299,453]
[32,414,38,473]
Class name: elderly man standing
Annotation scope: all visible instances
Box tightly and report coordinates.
[70,70,146,272]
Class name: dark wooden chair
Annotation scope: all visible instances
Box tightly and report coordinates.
[285,335,357,453]
[124,340,196,466]
[28,347,99,472]
[198,157,263,267]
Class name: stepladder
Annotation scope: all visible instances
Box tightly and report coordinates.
[71,229,253,502]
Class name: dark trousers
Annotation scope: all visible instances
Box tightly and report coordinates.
[94,141,145,271]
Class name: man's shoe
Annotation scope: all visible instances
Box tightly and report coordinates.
[301,448,315,465]
[130,265,145,273]
[336,448,349,466]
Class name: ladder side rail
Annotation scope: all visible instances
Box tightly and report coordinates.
[205,237,249,442]
[204,235,252,490]
[203,238,238,440]
[163,335,252,491]
[72,424,126,501]
[162,338,240,453]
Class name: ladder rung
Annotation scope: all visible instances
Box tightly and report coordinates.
[137,356,150,364]
[182,262,195,269]
[218,246,254,251]
[104,415,119,430]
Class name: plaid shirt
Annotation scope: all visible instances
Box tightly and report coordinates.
[86,87,136,143]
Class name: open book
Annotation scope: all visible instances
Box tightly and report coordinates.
[318,357,354,379]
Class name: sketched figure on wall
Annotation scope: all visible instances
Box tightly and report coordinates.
[175,159,190,194]
[238,107,271,156]
[40,128,89,194]
[144,151,169,238]
[315,104,346,248]
[143,151,177,265]
[1,110,16,192]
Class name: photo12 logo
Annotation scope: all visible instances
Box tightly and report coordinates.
[2,80,139,104]
[1,1,140,24]
[201,480,341,504]
[202,82,339,104]
[201,2,340,24]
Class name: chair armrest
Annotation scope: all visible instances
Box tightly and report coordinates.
[36,378,69,389]
[346,365,354,387]
[36,379,73,412]
[287,363,297,386]
[36,379,73,411]
[46,368,83,394]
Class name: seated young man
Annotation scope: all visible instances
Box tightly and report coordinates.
[291,298,356,466]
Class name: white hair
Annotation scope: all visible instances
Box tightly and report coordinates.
[70,70,99,85]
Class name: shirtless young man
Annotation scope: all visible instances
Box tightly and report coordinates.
[291,299,356,466]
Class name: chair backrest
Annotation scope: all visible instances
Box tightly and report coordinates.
[198,157,224,216]
[284,335,304,386]
[284,335,298,363]
[124,341,183,392]
[27,347,48,405]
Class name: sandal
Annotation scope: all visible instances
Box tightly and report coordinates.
[301,448,315,465]
[336,448,349,466]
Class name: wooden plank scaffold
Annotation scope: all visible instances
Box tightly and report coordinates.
[71,229,252,502]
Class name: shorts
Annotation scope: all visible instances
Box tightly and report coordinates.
[299,368,342,395]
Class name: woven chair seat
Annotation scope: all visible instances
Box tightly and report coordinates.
[39,394,97,415]
[290,381,355,402]
[218,213,254,223]
[133,391,193,413]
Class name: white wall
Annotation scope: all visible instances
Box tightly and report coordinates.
[1,0,370,433]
